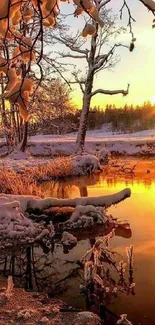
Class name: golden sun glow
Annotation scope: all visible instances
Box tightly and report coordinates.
[150,96,155,105]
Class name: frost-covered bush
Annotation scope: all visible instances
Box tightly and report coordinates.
[72,154,102,176]
[117,314,133,325]
[96,148,110,165]
[80,238,135,321]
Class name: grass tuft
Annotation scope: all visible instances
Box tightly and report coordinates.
[25,157,73,181]
[0,157,73,196]
[0,168,42,196]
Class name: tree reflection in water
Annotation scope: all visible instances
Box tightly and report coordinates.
[0,179,134,325]
[0,221,134,325]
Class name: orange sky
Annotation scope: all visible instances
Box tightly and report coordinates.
[60,1,155,109]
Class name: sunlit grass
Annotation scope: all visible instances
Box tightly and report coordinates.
[0,157,73,196]
[25,157,73,181]
[0,168,42,196]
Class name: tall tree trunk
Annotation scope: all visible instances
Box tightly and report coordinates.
[79,186,88,197]
[0,76,12,149]
[74,90,92,154]
[18,23,28,153]
[19,121,28,152]
[74,21,98,155]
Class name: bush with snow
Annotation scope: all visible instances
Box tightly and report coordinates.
[72,154,102,176]
[96,147,109,164]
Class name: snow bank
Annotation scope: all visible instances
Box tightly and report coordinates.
[0,197,54,244]
[1,128,155,173]
[1,128,155,159]
[0,153,102,178]
[27,129,155,157]
[7,150,30,160]
[72,154,102,176]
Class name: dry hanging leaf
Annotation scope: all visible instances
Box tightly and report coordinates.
[0,0,9,19]
[82,23,96,37]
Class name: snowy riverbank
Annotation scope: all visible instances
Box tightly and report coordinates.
[1,128,155,160]
[27,129,155,156]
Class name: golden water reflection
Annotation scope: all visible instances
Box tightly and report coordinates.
[40,161,155,325]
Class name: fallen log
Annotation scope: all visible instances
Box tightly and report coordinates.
[27,188,131,212]
[0,188,131,214]
[0,189,131,248]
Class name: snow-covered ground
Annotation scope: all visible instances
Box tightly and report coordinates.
[1,128,155,159]
[28,129,155,156]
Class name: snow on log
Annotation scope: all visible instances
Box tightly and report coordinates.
[27,188,131,211]
[70,205,97,222]
[0,188,131,216]
[0,194,39,213]
[0,200,36,240]
[69,205,108,224]
[61,231,77,246]
[0,199,54,243]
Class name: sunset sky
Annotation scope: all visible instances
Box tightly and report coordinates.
[60,1,155,109]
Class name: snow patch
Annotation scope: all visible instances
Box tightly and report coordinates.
[0,200,36,240]
[96,147,109,164]
[26,129,155,157]
[7,150,30,160]
[61,231,77,246]
[0,197,54,244]
[72,154,102,176]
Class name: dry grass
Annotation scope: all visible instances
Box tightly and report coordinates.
[25,157,73,181]
[0,168,43,196]
[0,157,73,196]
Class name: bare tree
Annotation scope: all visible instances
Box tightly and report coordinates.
[53,6,131,154]
[0,0,154,154]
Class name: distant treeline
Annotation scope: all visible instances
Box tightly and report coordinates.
[88,102,155,132]
[24,101,155,136]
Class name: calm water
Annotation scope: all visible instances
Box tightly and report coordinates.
[1,161,155,325]
[39,169,155,325]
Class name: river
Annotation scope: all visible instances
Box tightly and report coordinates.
[1,158,155,325]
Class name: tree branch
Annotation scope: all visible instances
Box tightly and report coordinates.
[139,0,155,11]
[91,84,130,97]
[60,54,86,59]
[99,0,112,9]
[93,44,126,72]
[71,72,85,93]
[53,36,88,56]
[120,0,136,38]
